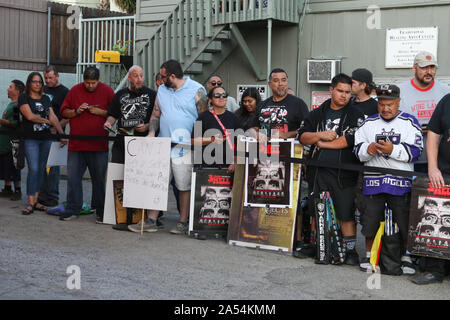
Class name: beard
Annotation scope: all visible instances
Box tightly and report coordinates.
[416,73,434,87]
[130,83,144,94]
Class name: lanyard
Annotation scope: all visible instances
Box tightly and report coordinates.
[210,110,234,151]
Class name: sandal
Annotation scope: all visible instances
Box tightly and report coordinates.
[33,203,49,212]
[22,204,34,215]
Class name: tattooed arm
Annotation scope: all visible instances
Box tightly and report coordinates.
[147,98,161,137]
[195,87,208,114]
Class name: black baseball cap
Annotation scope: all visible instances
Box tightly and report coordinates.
[376,84,400,99]
[351,68,374,86]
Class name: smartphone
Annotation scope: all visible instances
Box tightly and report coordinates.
[87,104,99,108]
[377,136,387,143]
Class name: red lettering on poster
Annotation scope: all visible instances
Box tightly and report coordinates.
[207,175,231,185]
[427,183,450,196]
[259,144,280,155]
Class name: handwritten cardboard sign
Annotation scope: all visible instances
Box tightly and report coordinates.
[123,137,171,211]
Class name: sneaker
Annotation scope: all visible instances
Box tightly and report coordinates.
[10,190,22,201]
[59,213,79,221]
[401,255,416,275]
[156,218,164,229]
[293,243,316,259]
[95,215,105,224]
[410,272,443,285]
[170,221,188,234]
[127,219,158,233]
[359,257,372,272]
[344,250,359,266]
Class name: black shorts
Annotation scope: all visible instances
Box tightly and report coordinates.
[312,169,356,222]
[360,193,411,241]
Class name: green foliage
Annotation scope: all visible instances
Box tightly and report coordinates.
[113,0,136,14]
[113,40,132,55]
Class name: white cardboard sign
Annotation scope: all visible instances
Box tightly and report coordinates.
[123,137,171,211]
[46,142,68,167]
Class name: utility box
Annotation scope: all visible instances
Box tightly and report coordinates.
[95,50,120,63]
[307,60,341,84]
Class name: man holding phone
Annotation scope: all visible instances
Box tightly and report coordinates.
[354,84,423,273]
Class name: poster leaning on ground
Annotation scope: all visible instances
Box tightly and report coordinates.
[189,167,233,238]
[228,139,302,254]
[407,176,450,260]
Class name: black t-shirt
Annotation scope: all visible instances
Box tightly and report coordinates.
[193,110,243,167]
[318,105,344,174]
[45,84,69,119]
[18,93,52,137]
[351,97,378,117]
[251,94,309,138]
[428,93,450,174]
[108,87,156,136]
[235,108,257,131]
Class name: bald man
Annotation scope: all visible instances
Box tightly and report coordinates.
[105,65,157,163]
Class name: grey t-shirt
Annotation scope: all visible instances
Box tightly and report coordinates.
[398,79,450,164]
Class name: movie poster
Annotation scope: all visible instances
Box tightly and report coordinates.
[113,180,145,225]
[228,141,302,253]
[189,168,233,238]
[244,139,294,208]
[407,177,450,260]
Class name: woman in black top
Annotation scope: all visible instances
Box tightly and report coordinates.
[19,72,66,215]
[192,86,243,173]
[235,87,261,131]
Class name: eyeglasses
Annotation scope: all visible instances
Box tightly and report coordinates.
[213,93,228,99]
[31,80,43,84]
[210,81,222,87]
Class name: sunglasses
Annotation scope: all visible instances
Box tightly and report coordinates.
[213,93,228,98]
[31,80,43,84]
[210,81,222,86]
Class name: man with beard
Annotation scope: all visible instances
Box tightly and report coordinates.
[251,68,308,140]
[127,60,208,235]
[104,65,156,164]
[398,51,450,173]
[59,66,114,222]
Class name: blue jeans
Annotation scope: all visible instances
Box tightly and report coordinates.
[38,166,60,206]
[66,151,108,217]
[24,139,52,196]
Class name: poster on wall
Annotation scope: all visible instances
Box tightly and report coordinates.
[311,91,331,110]
[237,85,268,102]
[228,141,302,253]
[189,168,233,238]
[244,139,294,208]
[407,176,450,260]
[385,27,438,68]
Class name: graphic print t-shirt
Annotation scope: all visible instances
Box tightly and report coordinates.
[252,94,309,138]
[18,93,52,137]
[108,87,156,136]
[45,85,69,119]
[318,106,343,173]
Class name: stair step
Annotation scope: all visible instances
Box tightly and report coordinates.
[185,63,203,75]
[203,41,222,53]
[195,53,213,64]
[216,30,231,41]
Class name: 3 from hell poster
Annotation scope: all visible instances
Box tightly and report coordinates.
[244,139,294,208]
[189,168,233,237]
[228,141,302,253]
[407,177,450,260]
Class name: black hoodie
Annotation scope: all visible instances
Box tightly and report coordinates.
[297,98,364,188]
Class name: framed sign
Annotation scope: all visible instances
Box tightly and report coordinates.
[228,141,303,253]
[244,139,294,208]
[385,27,438,68]
[408,177,450,260]
[189,168,233,238]
[311,91,331,110]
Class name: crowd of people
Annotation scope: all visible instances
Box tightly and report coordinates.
[1,51,449,286]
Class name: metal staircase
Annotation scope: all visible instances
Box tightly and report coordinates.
[136,0,303,89]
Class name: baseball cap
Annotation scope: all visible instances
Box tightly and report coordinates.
[414,51,438,67]
[351,68,374,86]
[376,84,400,99]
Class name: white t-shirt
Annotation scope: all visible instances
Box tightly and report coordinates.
[398,79,450,125]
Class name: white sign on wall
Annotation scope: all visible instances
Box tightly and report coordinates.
[237,85,268,103]
[123,137,171,211]
[385,27,438,68]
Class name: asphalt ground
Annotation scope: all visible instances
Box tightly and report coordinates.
[0,171,449,304]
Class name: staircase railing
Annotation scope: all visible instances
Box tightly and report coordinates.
[136,0,301,88]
